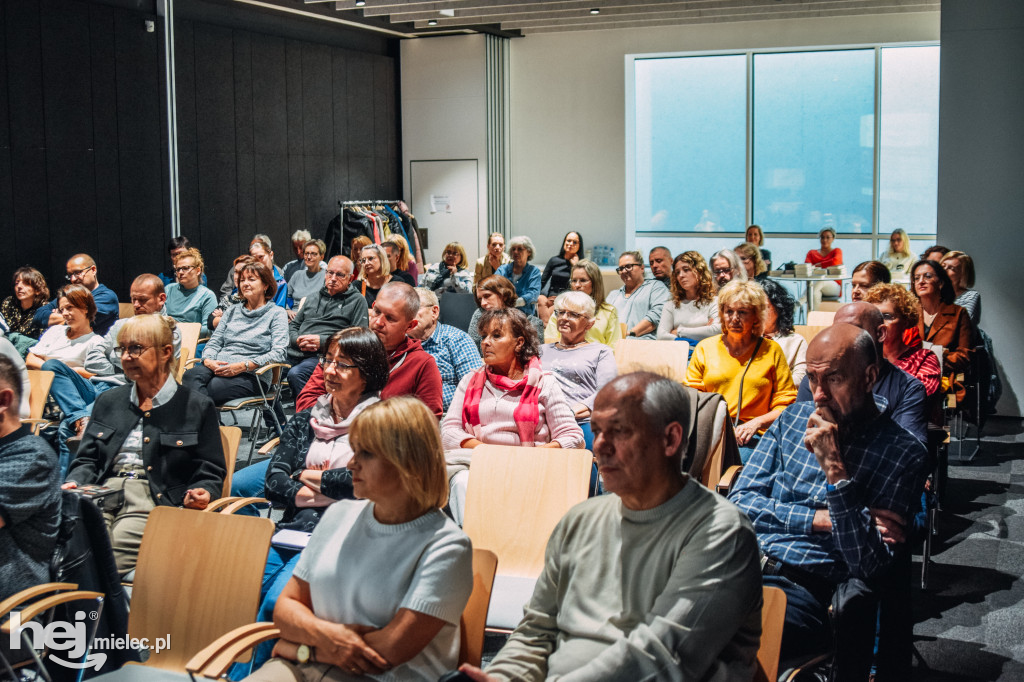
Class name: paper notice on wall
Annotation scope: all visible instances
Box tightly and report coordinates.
[430,194,452,214]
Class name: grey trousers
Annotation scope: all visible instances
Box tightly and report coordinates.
[100,475,157,576]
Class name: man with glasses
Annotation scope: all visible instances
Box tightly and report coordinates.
[34,254,120,336]
[285,256,368,397]
[606,251,669,340]
[407,287,482,411]
[710,249,748,291]
[53,275,180,474]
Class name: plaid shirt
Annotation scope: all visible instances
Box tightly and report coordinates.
[729,401,927,583]
[420,323,483,411]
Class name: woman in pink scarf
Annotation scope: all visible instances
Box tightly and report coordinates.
[441,308,583,524]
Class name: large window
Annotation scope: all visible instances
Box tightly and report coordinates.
[628,44,939,261]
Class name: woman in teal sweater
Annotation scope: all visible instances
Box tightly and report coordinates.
[165,247,218,337]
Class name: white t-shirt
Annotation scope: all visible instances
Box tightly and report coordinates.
[293,500,473,682]
[28,326,102,368]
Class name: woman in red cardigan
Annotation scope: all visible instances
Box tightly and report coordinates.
[805,227,843,305]
[911,259,974,402]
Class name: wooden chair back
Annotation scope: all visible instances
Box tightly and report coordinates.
[176,322,202,379]
[118,302,135,319]
[816,300,843,312]
[754,586,787,682]
[459,549,498,667]
[462,445,591,579]
[614,338,689,383]
[699,398,732,490]
[219,426,242,500]
[807,310,836,326]
[26,369,54,421]
[128,507,274,670]
[794,325,829,344]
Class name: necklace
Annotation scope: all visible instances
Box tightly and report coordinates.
[556,340,588,350]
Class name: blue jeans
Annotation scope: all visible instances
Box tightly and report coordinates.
[54,380,116,479]
[579,421,603,497]
[42,359,97,416]
[230,460,270,517]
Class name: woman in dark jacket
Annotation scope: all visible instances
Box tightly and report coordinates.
[537,231,583,324]
[63,314,224,577]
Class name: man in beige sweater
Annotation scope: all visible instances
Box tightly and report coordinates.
[461,372,763,682]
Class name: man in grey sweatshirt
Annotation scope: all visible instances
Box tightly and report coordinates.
[286,256,369,396]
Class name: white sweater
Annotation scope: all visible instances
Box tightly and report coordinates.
[656,298,720,341]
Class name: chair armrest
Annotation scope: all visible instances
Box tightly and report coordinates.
[203,496,270,513]
[715,465,743,496]
[1,590,103,635]
[0,583,77,620]
[258,437,281,456]
[185,357,202,369]
[185,622,280,679]
[255,362,291,377]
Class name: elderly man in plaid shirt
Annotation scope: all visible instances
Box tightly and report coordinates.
[730,323,928,682]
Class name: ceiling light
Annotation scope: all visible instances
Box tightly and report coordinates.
[428,19,438,25]
[590,8,600,14]
[355,0,365,5]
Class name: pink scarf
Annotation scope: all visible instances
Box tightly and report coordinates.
[462,357,544,446]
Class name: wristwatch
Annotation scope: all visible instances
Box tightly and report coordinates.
[296,644,315,664]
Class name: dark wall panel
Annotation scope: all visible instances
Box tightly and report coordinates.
[194,24,236,155]
[40,1,94,152]
[251,34,288,156]
[253,154,289,240]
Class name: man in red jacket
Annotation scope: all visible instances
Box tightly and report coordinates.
[295,282,444,418]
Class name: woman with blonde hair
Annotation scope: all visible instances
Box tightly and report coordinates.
[474,232,510,287]
[382,235,416,285]
[543,259,620,346]
[881,228,917,277]
[247,396,472,682]
[745,225,771,270]
[940,250,980,326]
[686,280,797,459]
[423,242,473,294]
[657,251,719,342]
[165,247,218,337]
[357,243,393,308]
[734,242,768,281]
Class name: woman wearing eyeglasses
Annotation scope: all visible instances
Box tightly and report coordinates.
[286,239,327,311]
[539,291,616,451]
[356,244,393,308]
[910,259,974,402]
[542,260,621,346]
[229,327,391,678]
[422,241,473,294]
[164,247,218,337]
[62,314,225,576]
[495,236,542,316]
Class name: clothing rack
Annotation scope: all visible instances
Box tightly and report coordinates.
[338,199,400,207]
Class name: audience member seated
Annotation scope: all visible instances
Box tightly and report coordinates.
[218,233,274,299]
[542,259,621,346]
[495,236,542,316]
[281,229,311,284]
[382,238,416,286]
[647,245,673,286]
[243,397,471,682]
[209,255,249,332]
[469,275,544,351]
[182,260,288,415]
[850,260,891,302]
[796,302,927,443]
[864,284,942,398]
[34,254,119,336]
[63,315,224,575]
[805,227,843,305]
[920,244,949,263]
[941,250,981,327]
[0,355,60,601]
[709,248,748,291]
[442,308,584,525]
[1,266,49,344]
[459,373,762,682]
[159,235,207,287]
[539,291,617,449]
[729,324,928,681]
[230,328,389,678]
[881,228,917,277]
[356,243,394,309]
[607,250,669,340]
[686,280,797,459]
[735,241,769,282]
[0,336,30,417]
[55,275,178,476]
[762,278,808,385]
[656,250,720,342]
[474,232,510,287]
[408,288,482,412]
[422,241,474,294]
[747,224,772,270]
[537,231,583,324]
[249,237,289,309]
[286,239,326,310]
[165,247,218,337]
[911,259,974,403]
[296,282,443,418]
[350,235,373,280]
[286,255,368,398]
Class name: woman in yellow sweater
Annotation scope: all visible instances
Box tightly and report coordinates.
[686,280,797,460]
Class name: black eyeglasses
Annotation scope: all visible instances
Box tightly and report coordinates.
[319,357,358,370]
[713,268,732,276]
[173,265,196,274]
[65,266,94,281]
[114,344,152,359]
[615,263,641,274]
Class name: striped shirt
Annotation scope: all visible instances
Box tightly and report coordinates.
[729,401,927,583]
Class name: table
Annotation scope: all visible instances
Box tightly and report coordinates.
[767,273,852,313]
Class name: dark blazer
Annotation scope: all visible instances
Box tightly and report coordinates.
[918,301,974,400]
[66,383,225,506]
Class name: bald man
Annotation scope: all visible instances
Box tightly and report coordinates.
[795,301,927,442]
[730,324,927,681]
[34,254,120,335]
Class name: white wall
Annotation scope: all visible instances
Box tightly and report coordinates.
[508,13,941,262]
[401,35,489,262]
[937,0,1023,416]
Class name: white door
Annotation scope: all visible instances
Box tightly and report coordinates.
[409,159,481,266]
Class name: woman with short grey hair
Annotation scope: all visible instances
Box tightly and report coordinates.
[495,235,542,316]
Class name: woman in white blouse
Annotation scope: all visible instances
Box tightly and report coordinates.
[657,251,720,342]
[760,279,807,386]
